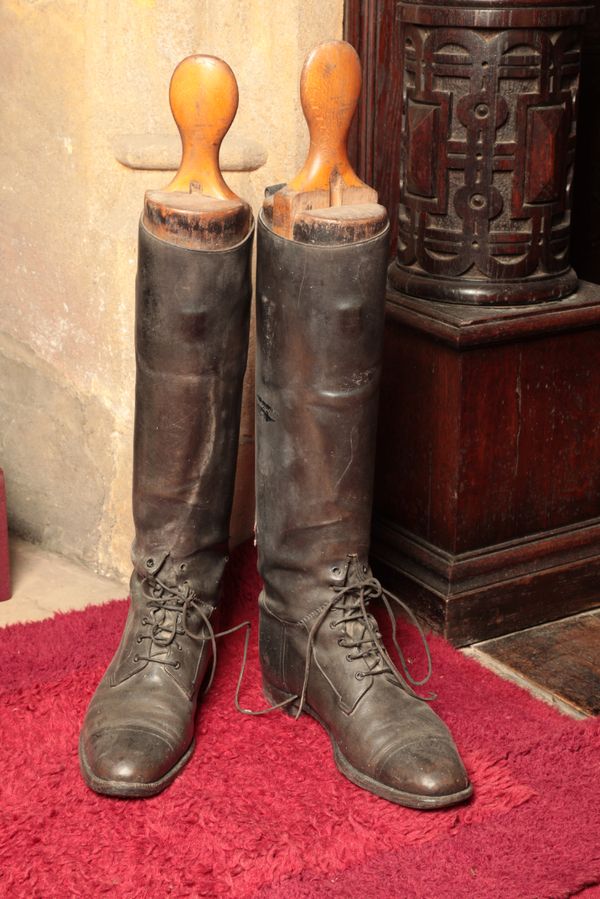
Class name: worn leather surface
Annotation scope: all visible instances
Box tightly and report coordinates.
[132,221,253,571]
[255,212,388,616]
[255,211,471,805]
[80,221,253,794]
[259,576,469,801]
[81,572,220,787]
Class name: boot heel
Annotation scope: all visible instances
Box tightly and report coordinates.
[262,679,301,717]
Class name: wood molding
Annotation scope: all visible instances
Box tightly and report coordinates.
[373,550,600,646]
[374,281,600,644]
[344,0,402,255]
[373,516,600,596]
[386,280,600,348]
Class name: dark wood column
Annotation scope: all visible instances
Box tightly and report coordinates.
[571,2,600,284]
[346,0,600,645]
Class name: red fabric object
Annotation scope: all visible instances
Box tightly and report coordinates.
[0,542,598,897]
[0,468,10,601]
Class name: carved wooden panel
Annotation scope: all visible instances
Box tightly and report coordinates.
[345,0,590,305]
[388,6,589,305]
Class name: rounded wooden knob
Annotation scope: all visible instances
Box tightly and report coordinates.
[167,54,240,200]
[288,40,367,194]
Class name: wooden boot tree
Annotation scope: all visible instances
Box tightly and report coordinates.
[264,41,387,245]
[143,55,251,250]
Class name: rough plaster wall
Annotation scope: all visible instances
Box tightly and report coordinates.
[0,0,343,580]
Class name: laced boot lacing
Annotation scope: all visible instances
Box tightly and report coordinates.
[132,572,434,714]
[235,574,435,717]
[134,575,249,695]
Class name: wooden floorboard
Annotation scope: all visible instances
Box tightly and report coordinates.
[475,609,600,717]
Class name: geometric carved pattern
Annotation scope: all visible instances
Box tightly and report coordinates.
[406,103,439,197]
[393,19,583,303]
[526,106,564,204]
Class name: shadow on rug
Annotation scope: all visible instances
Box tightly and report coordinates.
[0,542,598,898]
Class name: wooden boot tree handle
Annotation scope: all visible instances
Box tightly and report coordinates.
[144,55,251,250]
[267,41,385,243]
[289,40,367,196]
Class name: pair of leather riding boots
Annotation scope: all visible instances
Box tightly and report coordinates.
[79,207,472,809]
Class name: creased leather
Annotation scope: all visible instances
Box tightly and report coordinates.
[255,212,389,618]
[79,220,253,794]
[255,211,471,806]
[132,221,254,579]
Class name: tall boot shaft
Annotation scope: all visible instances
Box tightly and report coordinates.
[256,212,389,617]
[132,222,253,586]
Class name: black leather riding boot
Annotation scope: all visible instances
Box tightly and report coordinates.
[79,220,253,797]
[255,210,472,809]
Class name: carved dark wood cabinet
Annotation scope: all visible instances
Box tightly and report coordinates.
[347,0,600,645]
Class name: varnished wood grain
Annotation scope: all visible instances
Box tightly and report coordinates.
[373,551,600,647]
[143,55,250,249]
[288,41,368,196]
[345,0,403,259]
[292,203,388,245]
[376,291,600,556]
[348,0,600,642]
[572,3,600,285]
[166,55,240,199]
[143,191,251,250]
[269,41,379,241]
[477,611,600,716]
[371,283,600,644]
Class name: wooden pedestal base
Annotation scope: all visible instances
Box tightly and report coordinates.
[373,281,600,646]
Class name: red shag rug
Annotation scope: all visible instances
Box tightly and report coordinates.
[1,543,599,898]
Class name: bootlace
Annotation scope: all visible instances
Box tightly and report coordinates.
[235,577,435,719]
[135,576,250,695]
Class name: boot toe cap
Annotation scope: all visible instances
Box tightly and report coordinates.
[376,737,472,804]
[82,728,180,790]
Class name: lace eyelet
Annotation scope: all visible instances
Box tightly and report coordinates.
[329,620,338,630]
[141,618,149,626]
[136,636,142,644]
[355,671,364,680]
[346,654,354,662]
[133,655,139,663]
[179,563,186,572]
[174,661,181,670]
[332,566,341,576]
[146,558,154,568]
[337,638,344,646]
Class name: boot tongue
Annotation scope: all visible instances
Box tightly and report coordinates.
[345,555,368,584]
[338,558,386,674]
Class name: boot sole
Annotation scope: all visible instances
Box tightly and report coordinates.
[78,736,195,799]
[263,680,473,810]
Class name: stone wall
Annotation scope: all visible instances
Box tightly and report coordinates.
[0,0,343,580]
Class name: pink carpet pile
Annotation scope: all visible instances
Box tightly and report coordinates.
[0,543,598,897]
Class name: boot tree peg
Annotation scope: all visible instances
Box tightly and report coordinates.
[144,55,251,249]
[267,40,386,244]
